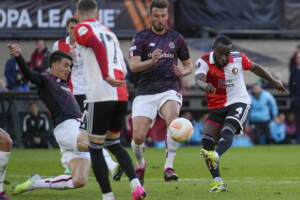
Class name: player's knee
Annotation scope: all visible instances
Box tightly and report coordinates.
[73,176,87,188]
[223,118,241,135]
[133,133,146,144]
[0,129,12,151]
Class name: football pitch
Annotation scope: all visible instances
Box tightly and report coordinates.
[5,145,300,200]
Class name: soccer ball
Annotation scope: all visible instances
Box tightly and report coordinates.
[169,118,194,142]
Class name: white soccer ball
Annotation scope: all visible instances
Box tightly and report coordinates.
[169,118,194,142]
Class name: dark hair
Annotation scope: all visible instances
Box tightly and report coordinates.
[49,51,72,68]
[66,17,78,27]
[150,0,169,13]
[76,0,97,14]
[213,35,232,47]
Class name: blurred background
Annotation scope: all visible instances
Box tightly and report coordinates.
[0,0,299,148]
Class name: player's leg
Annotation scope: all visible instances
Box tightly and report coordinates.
[105,101,146,200]
[159,99,181,181]
[0,128,12,200]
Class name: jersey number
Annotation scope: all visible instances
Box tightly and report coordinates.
[235,107,243,118]
[99,33,118,64]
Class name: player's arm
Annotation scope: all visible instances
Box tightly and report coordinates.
[250,63,287,93]
[8,44,43,86]
[174,58,193,77]
[129,48,162,73]
[194,58,216,93]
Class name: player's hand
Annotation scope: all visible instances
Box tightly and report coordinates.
[7,44,22,57]
[70,46,76,62]
[205,83,216,94]
[272,80,288,93]
[151,49,162,64]
[173,65,185,77]
[105,76,126,87]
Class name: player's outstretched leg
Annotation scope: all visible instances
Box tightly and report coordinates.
[106,138,146,200]
[215,122,236,158]
[0,129,12,200]
[131,141,146,185]
[103,148,123,181]
[164,132,178,181]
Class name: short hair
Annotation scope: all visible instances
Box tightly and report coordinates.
[76,0,97,14]
[49,51,72,68]
[150,0,169,13]
[213,35,232,47]
[66,17,78,27]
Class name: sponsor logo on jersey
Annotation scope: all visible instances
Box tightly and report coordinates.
[147,52,174,59]
[78,26,88,36]
[169,42,175,49]
[149,42,155,47]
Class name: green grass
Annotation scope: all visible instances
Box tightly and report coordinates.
[5,146,300,200]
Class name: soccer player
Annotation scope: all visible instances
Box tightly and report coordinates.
[74,0,146,199]
[129,0,193,184]
[0,128,12,200]
[53,17,122,181]
[195,35,287,192]
[9,45,90,195]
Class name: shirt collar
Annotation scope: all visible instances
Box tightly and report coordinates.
[66,36,70,45]
[83,18,97,22]
[209,51,234,65]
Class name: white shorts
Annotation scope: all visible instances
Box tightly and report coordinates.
[54,119,90,168]
[132,90,182,122]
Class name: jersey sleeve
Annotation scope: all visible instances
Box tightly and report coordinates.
[194,58,209,75]
[241,53,253,70]
[129,33,144,58]
[52,41,59,52]
[177,34,190,61]
[74,24,94,47]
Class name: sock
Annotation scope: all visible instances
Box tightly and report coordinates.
[103,192,115,200]
[107,142,137,182]
[0,151,10,192]
[205,160,221,179]
[30,175,74,189]
[130,178,141,191]
[216,127,234,157]
[131,140,145,168]
[202,135,216,151]
[89,142,111,194]
[103,148,117,173]
[164,131,178,170]
[213,176,223,183]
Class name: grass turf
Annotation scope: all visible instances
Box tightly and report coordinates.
[5,145,300,200]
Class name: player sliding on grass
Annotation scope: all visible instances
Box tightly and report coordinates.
[195,35,287,192]
[9,45,92,195]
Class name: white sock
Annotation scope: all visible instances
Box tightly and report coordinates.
[30,175,74,189]
[103,148,117,173]
[103,192,114,200]
[213,177,223,183]
[0,151,10,192]
[131,141,145,168]
[164,131,178,170]
[130,178,141,191]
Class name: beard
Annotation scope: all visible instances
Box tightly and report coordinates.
[152,23,165,32]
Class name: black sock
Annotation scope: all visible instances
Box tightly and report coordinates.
[202,135,216,151]
[216,128,234,157]
[107,141,137,181]
[205,160,221,178]
[89,142,111,193]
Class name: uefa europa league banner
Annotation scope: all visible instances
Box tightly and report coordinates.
[0,0,153,39]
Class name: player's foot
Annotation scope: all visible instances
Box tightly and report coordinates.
[112,164,123,181]
[12,174,41,195]
[132,185,147,200]
[0,192,10,200]
[136,162,146,186]
[210,180,227,192]
[164,168,178,182]
[200,148,218,169]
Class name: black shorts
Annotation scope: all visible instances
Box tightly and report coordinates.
[80,101,128,136]
[206,103,251,134]
[74,94,86,113]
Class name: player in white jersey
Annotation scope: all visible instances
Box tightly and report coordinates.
[52,17,123,181]
[74,0,146,200]
[0,129,12,200]
[195,35,287,192]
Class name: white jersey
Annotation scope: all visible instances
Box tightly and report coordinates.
[195,51,252,110]
[74,19,128,102]
[52,36,85,95]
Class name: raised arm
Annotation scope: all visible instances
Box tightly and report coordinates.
[250,63,287,93]
[129,49,162,73]
[8,44,43,86]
